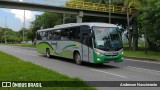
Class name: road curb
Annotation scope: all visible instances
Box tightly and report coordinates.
[124,56,160,62]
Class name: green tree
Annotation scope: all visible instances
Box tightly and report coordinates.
[33,12,62,29]
[0,27,22,43]
[18,28,28,41]
[26,29,35,43]
[137,0,160,50]
[0,27,5,43]
[122,0,141,50]
[30,12,63,41]
[64,14,76,23]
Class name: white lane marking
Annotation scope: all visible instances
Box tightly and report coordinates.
[91,69,127,78]
[126,59,160,64]
[128,66,160,73]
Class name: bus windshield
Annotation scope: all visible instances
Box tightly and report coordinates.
[93,26,123,51]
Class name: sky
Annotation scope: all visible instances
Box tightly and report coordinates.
[0,0,68,31]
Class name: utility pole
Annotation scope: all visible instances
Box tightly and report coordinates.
[127,6,132,50]
[63,13,65,24]
[23,10,25,43]
[99,0,111,23]
[5,16,7,44]
[109,0,111,23]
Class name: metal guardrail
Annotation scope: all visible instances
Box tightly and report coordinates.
[5,0,136,14]
[65,1,136,14]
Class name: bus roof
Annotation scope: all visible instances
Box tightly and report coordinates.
[37,23,117,32]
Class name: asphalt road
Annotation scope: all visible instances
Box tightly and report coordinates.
[0,45,160,90]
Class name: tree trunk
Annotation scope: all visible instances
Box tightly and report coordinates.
[132,20,138,51]
[127,7,132,50]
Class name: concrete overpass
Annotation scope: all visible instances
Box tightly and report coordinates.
[0,0,127,23]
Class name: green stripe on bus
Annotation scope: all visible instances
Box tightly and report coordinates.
[36,42,53,54]
[54,44,76,56]
[93,50,124,63]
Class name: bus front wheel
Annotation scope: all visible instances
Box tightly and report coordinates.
[74,53,82,65]
[46,49,51,58]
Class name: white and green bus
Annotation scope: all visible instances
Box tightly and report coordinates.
[36,23,124,64]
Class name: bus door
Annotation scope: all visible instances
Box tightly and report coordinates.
[81,27,93,62]
[53,42,61,56]
[52,30,61,56]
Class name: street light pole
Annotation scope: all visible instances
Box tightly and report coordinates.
[23,10,25,43]
[63,13,65,24]
[109,0,111,23]
[98,0,111,23]
[5,16,7,44]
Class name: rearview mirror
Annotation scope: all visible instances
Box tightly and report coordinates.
[88,33,93,38]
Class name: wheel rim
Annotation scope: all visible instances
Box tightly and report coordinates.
[75,54,81,64]
[46,50,50,57]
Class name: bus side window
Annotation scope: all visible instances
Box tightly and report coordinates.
[42,31,48,40]
[53,30,61,40]
[47,30,55,40]
[61,29,70,40]
[81,26,92,48]
[37,32,42,40]
[82,33,88,45]
[70,27,80,40]
[40,32,43,40]
[41,32,45,40]
[83,33,92,48]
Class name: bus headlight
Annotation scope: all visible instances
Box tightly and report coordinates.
[121,51,124,54]
[97,58,101,61]
[121,57,124,60]
[95,50,103,56]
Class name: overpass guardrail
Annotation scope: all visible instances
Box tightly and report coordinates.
[65,1,136,14]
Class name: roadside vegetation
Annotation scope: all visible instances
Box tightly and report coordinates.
[0,0,159,61]
[124,50,160,60]
[123,40,160,60]
[0,51,96,90]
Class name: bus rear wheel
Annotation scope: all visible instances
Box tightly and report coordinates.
[74,53,82,65]
[46,49,51,58]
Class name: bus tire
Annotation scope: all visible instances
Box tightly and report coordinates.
[74,52,82,65]
[46,48,51,58]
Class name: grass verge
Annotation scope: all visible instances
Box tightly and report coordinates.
[124,50,160,60]
[0,51,96,90]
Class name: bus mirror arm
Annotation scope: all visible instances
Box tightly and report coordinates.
[88,33,93,38]
[88,28,93,38]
